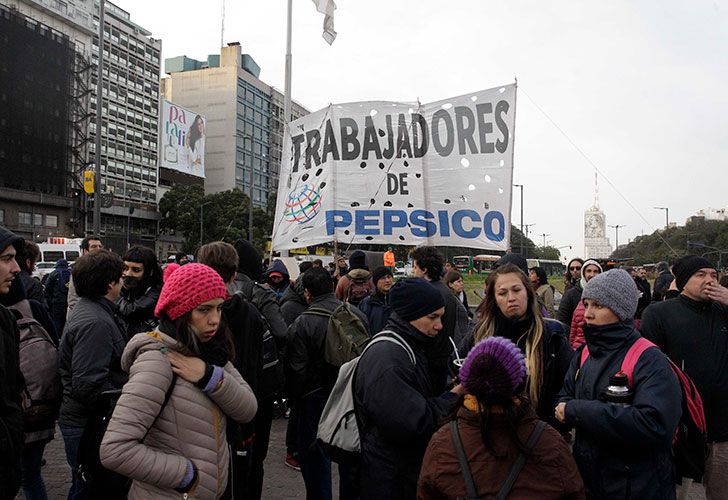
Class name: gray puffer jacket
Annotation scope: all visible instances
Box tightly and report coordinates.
[100,330,258,499]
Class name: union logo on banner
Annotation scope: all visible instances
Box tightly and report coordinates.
[284,183,322,224]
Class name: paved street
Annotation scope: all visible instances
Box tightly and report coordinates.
[20,418,308,500]
[19,417,705,499]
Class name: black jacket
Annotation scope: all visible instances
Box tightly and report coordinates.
[558,323,681,499]
[223,293,264,397]
[459,315,573,430]
[634,277,651,318]
[280,278,308,327]
[357,290,392,335]
[642,295,728,442]
[354,313,459,500]
[232,272,288,346]
[556,283,582,325]
[652,270,674,303]
[58,297,128,427]
[427,279,461,393]
[19,270,44,305]
[0,304,23,498]
[285,293,368,398]
[116,284,161,336]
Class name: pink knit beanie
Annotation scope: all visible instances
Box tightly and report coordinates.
[155,263,228,320]
[162,263,180,283]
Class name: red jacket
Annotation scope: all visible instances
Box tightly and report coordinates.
[569,301,586,349]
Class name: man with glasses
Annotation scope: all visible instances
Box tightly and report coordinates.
[564,258,584,292]
[557,257,587,325]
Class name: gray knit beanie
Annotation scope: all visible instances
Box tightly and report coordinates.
[581,269,639,322]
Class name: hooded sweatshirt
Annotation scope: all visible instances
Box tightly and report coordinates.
[568,260,604,348]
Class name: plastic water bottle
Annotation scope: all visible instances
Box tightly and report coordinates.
[604,372,632,406]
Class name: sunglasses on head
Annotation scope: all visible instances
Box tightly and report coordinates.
[570,266,582,271]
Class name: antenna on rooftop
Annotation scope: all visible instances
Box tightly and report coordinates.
[220,0,226,48]
[593,170,599,209]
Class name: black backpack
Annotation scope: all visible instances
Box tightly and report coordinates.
[232,291,285,400]
[78,357,177,497]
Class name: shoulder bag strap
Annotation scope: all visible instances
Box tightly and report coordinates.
[495,420,547,500]
[377,330,416,364]
[301,307,332,318]
[450,419,480,500]
[620,337,656,387]
[141,374,177,442]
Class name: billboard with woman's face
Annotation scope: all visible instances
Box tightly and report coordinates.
[160,99,206,178]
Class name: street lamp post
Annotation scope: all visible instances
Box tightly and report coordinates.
[513,184,524,254]
[608,224,625,250]
[539,233,551,248]
[200,201,212,248]
[654,207,669,230]
[93,0,105,236]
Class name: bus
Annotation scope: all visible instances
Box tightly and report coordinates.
[473,254,501,274]
[452,255,473,274]
[526,259,566,277]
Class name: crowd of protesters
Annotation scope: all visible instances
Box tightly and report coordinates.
[1,224,728,500]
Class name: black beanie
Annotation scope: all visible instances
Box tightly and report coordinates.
[234,239,263,280]
[372,266,393,285]
[0,226,22,256]
[389,278,445,321]
[349,250,368,271]
[673,255,716,291]
[495,253,528,275]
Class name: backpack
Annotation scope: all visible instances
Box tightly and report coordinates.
[451,419,547,500]
[316,330,415,465]
[232,291,284,400]
[8,300,61,438]
[78,338,177,498]
[345,272,372,305]
[579,337,708,481]
[303,302,370,367]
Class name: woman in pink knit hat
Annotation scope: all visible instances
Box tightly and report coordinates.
[100,263,258,499]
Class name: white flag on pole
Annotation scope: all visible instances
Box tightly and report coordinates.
[312,0,337,45]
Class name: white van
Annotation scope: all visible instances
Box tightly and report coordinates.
[36,238,83,278]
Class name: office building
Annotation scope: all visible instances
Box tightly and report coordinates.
[89,1,161,252]
[0,0,94,241]
[161,43,308,208]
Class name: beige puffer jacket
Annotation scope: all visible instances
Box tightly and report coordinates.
[100,330,257,499]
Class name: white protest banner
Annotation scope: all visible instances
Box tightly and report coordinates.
[160,99,206,178]
[271,84,516,251]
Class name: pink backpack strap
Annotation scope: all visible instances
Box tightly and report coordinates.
[620,337,656,387]
[579,345,590,366]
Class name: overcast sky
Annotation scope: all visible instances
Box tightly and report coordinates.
[117,0,728,260]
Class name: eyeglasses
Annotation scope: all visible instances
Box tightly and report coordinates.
[569,266,582,271]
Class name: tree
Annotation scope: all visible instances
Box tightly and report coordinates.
[160,185,275,255]
[611,218,728,268]
[533,246,561,260]
[159,185,205,252]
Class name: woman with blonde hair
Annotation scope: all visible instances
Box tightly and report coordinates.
[100,263,258,498]
[461,264,573,429]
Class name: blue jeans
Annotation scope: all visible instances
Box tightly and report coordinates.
[21,440,48,500]
[59,424,87,500]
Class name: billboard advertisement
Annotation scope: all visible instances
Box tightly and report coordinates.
[271,84,516,251]
[160,99,206,178]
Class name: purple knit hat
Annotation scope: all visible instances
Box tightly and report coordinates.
[459,337,527,403]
